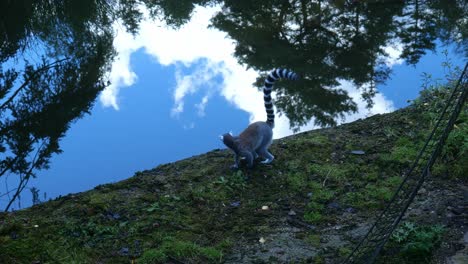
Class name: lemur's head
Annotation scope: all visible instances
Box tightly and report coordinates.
[220,132,237,152]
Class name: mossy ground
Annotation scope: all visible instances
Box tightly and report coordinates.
[0,98,466,263]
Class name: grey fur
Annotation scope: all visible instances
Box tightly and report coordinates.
[222,121,273,169]
[222,68,298,169]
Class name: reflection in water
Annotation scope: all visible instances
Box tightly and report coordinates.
[211,0,467,127]
[0,1,117,210]
[0,0,200,210]
[0,0,466,210]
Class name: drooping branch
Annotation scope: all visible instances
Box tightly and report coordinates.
[4,140,46,211]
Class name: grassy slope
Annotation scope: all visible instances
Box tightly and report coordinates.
[0,103,466,263]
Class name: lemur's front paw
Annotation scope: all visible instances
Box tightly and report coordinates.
[230,164,239,170]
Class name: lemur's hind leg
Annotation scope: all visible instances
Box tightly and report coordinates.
[258,148,274,164]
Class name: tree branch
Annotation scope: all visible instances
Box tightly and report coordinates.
[0,57,70,110]
[0,187,19,198]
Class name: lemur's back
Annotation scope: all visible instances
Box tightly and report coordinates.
[238,121,273,151]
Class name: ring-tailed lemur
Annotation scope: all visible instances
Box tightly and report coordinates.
[221,68,299,169]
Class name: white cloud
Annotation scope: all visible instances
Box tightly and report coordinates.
[171,60,222,117]
[195,95,210,117]
[383,42,404,67]
[339,80,395,120]
[103,5,397,138]
[100,24,141,110]
[272,81,395,138]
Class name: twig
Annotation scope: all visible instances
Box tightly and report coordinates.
[322,169,332,187]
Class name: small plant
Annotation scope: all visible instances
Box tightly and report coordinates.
[214,171,246,192]
[389,222,445,262]
[30,187,41,206]
[146,202,160,212]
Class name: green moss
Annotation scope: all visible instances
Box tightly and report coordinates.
[313,255,326,264]
[312,134,330,144]
[0,220,23,236]
[391,138,420,164]
[86,192,119,211]
[304,211,323,223]
[338,246,353,257]
[286,172,309,192]
[343,180,399,209]
[305,234,321,247]
[308,164,346,178]
[363,171,379,182]
[365,185,393,202]
[384,176,403,187]
[216,238,233,250]
[138,249,167,264]
[138,237,223,263]
[199,247,223,261]
[0,233,92,264]
[314,189,335,202]
[306,201,324,211]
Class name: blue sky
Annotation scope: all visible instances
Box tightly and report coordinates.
[1,6,465,210]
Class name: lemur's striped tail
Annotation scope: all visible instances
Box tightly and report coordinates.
[263,68,299,127]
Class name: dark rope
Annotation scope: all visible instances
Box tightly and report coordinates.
[344,62,468,264]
